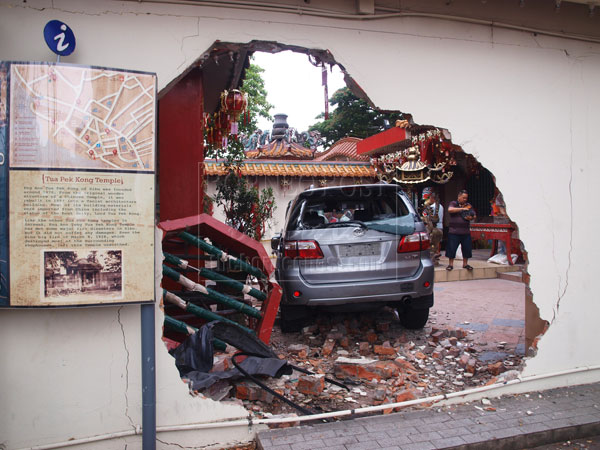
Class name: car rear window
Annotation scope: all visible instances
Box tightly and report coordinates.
[286,186,414,234]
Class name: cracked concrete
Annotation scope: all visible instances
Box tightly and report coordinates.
[117,306,136,429]
[553,55,578,323]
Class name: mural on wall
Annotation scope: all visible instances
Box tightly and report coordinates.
[3,62,156,307]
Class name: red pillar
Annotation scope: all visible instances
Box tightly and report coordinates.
[158,68,204,220]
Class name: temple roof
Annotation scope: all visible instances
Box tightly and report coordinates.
[313,137,367,162]
[204,160,376,178]
[245,139,315,159]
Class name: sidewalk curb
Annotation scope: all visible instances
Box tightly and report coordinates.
[451,421,600,449]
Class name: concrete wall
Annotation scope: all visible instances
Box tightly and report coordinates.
[1,0,599,448]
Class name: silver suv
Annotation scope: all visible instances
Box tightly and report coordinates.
[272,184,434,332]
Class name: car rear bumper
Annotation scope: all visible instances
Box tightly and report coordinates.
[277,258,434,308]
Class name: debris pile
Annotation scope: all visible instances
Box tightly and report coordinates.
[191,308,524,417]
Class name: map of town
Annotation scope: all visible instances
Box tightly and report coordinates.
[10,63,155,171]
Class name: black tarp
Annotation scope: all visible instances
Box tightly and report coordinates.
[170,321,292,391]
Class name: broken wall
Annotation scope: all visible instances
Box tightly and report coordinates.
[0,0,599,448]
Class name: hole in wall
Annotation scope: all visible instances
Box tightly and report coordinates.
[158,40,548,414]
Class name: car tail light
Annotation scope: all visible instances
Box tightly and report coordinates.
[284,240,324,259]
[397,232,430,253]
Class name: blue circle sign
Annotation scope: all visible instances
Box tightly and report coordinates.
[43,20,76,56]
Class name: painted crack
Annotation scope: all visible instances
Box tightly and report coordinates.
[117,306,136,429]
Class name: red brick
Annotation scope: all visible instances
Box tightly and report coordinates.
[235,381,274,403]
[395,388,417,402]
[366,330,378,344]
[432,349,444,359]
[394,388,418,410]
[467,358,477,374]
[374,344,397,356]
[393,358,418,373]
[322,339,335,357]
[459,354,470,368]
[297,375,325,396]
[415,351,426,360]
[358,342,370,355]
[288,344,309,359]
[334,360,399,381]
[431,331,444,343]
[488,361,505,376]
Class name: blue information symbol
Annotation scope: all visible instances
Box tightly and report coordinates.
[43,20,76,56]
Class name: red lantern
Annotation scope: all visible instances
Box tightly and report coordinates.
[217,111,230,132]
[220,89,248,135]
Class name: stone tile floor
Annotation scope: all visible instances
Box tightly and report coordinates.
[431,277,526,360]
[434,249,524,283]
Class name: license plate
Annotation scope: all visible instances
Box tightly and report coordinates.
[338,243,380,257]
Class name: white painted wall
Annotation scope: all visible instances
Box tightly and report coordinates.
[206,174,368,248]
[1,0,599,448]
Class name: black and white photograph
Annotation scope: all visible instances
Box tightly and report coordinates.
[43,249,122,301]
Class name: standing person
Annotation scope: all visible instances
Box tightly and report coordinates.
[428,192,444,263]
[446,190,476,271]
[491,187,508,255]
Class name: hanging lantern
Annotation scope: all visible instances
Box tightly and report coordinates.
[217,111,230,133]
[220,89,248,135]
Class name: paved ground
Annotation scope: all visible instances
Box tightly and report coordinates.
[256,382,600,450]
[432,277,526,361]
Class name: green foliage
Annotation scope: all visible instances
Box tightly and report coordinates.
[309,87,404,147]
[213,169,276,241]
[242,62,273,133]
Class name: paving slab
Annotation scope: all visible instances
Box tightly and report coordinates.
[256,383,600,450]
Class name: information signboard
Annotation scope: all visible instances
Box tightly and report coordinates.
[2,62,156,307]
[0,62,8,306]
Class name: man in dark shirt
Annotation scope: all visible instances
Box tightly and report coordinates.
[446,190,476,271]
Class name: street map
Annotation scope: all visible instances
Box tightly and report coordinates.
[10,63,155,171]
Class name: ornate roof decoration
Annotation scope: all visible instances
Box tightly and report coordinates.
[204,160,376,178]
[241,113,323,160]
[313,137,368,162]
[370,128,456,185]
[245,139,315,160]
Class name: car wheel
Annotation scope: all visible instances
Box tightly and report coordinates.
[398,307,430,329]
[279,304,310,333]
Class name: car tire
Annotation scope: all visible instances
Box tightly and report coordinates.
[398,307,430,329]
[279,304,310,333]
